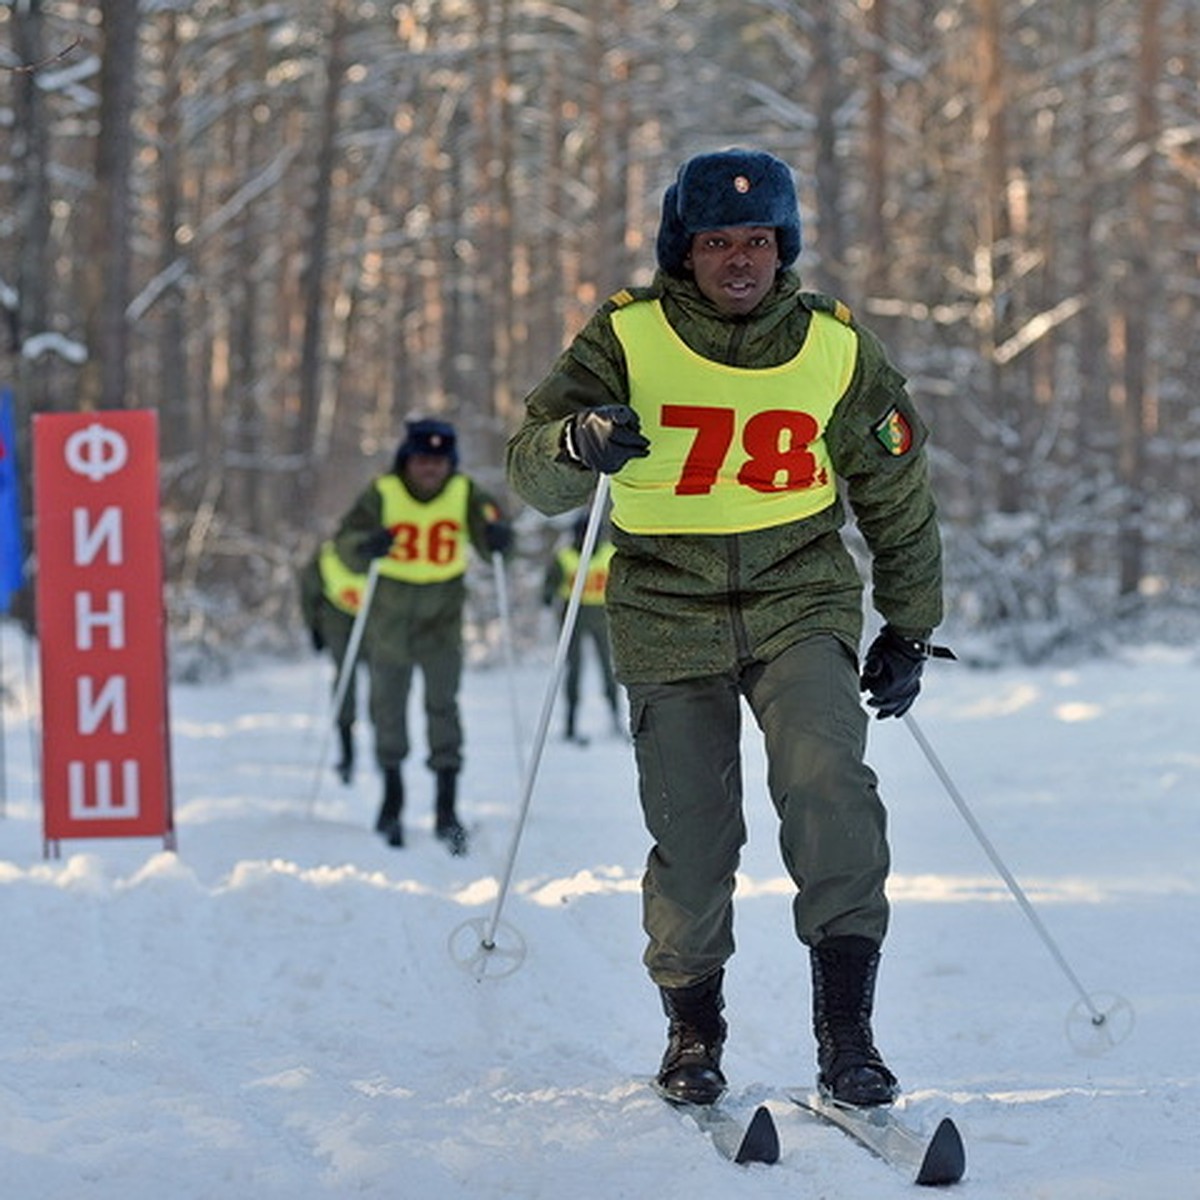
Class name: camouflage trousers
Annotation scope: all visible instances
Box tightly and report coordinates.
[317,600,359,730]
[368,633,463,774]
[626,634,889,990]
[564,606,619,719]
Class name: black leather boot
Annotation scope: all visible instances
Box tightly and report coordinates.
[375,767,404,847]
[811,935,898,1106]
[564,705,584,745]
[434,769,467,856]
[656,968,727,1106]
[335,724,354,785]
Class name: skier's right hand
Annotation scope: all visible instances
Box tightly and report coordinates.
[358,527,395,559]
[561,405,650,474]
[484,521,513,555]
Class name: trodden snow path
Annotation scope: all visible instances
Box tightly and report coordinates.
[0,630,1195,1198]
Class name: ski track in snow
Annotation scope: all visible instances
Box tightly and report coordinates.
[0,628,1197,1198]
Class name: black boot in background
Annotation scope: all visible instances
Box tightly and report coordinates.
[564,705,586,746]
[335,724,354,785]
[811,935,898,1106]
[434,768,468,856]
[656,968,728,1106]
[374,767,404,847]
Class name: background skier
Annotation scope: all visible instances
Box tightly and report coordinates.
[541,512,621,745]
[336,416,512,856]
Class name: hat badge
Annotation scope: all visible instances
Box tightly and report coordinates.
[733,174,751,194]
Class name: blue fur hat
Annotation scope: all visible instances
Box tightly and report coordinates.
[655,148,802,277]
[394,417,458,471]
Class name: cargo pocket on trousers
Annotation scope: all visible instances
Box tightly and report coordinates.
[628,692,673,836]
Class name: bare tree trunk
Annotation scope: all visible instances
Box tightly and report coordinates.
[608,0,634,291]
[489,0,515,432]
[225,13,271,534]
[1075,2,1106,426]
[79,0,140,410]
[1116,0,1162,597]
[10,0,53,415]
[470,0,498,420]
[862,0,906,353]
[154,10,191,459]
[532,51,565,375]
[810,8,848,295]
[975,0,1020,513]
[864,0,889,293]
[1176,5,1200,553]
[295,0,349,506]
[1070,1,1108,580]
[586,9,614,300]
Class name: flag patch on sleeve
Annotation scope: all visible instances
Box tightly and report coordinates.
[872,406,914,456]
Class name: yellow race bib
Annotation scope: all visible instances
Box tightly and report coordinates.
[609,300,856,535]
[556,543,615,605]
[375,473,470,583]
[318,541,366,614]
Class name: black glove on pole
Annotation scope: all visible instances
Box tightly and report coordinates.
[860,625,955,719]
[358,527,395,560]
[484,522,513,555]
[562,405,651,474]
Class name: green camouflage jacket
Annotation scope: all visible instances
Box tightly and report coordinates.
[506,269,943,684]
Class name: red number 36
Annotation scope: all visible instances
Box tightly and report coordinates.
[388,519,461,563]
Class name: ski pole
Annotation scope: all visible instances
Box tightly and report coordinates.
[491,549,526,783]
[453,475,610,976]
[902,711,1108,1026]
[307,557,381,817]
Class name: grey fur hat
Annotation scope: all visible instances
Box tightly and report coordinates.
[655,148,802,277]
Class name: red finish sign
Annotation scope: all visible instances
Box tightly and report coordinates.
[34,411,174,852]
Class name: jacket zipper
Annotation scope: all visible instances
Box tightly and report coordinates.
[726,535,754,665]
[723,320,754,664]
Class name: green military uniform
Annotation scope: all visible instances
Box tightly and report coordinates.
[543,537,620,740]
[335,469,503,775]
[298,541,366,731]
[507,268,943,986]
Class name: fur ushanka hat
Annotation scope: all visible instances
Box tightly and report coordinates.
[655,148,802,277]
[393,417,459,472]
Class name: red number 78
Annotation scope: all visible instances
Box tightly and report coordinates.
[660,404,825,495]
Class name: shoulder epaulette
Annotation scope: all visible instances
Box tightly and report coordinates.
[799,290,854,326]
[604,285,656,311]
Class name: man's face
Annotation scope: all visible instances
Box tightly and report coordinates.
[403,452,453,499]
[684,225,780,315]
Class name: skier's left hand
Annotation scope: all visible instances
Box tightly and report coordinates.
[860,626,932,719]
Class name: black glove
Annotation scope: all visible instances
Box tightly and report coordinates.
[484,521,512,555]
[310,625,325,653]
[860,625,953,719]
[358,528,395,559]
[562,405,651,474]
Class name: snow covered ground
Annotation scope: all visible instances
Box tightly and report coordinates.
[0,623,1196,1198]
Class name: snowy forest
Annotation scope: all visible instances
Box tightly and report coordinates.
[2,0,1197,666]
